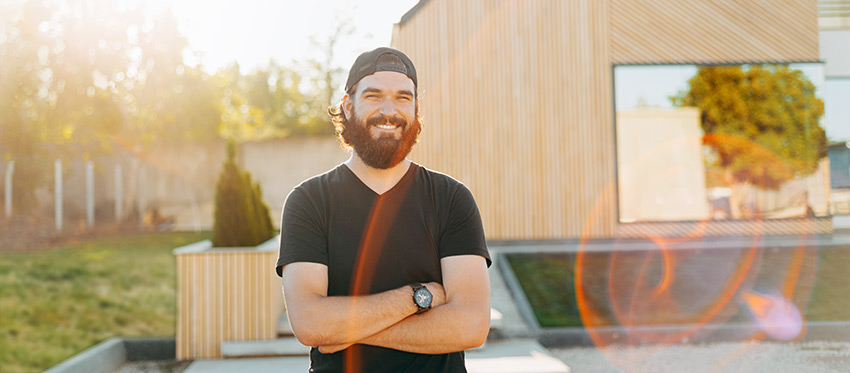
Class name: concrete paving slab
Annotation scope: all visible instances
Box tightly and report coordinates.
[549,340,850,373]
[466,339,570,373]
[488,252,534,337]
[183,356,308,373]
[220,338,309,357]
[278,310,294,336]
[185,340,569,373]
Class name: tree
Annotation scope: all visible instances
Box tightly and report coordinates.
[0,0,217,215]
[1,0,134,212]
[215,61,333,141]
[212,142,273,247]
[672,65,826,190]
[307,20,354,108]
[0,0,341,218]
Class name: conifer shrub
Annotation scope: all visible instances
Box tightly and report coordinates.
[212,142,274,247]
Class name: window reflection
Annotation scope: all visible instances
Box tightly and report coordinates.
[615,63,829,222]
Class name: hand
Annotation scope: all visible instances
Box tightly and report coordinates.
[318,343,353,354]
[423,281,447,308]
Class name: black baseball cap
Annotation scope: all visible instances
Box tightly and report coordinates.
[344,47,418,94]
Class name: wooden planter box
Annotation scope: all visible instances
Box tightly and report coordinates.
[173,236,283,360]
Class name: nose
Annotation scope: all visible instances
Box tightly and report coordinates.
[378,99,397,116]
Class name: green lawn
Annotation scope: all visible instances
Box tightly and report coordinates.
[0,231,210,373]
[508,246,850,328]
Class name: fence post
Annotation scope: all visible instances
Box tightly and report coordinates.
[86,161,94,229]
[138,165,146,228]
[4,160,13,218]
[115,164,122,221]
[55,159,62,232]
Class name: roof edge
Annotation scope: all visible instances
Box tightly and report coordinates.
[399,0,429,26]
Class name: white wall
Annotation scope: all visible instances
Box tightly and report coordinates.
[10,137,348,231]
[241,137,349,229]
[617,107,710,222]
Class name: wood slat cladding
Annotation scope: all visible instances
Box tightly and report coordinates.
[394,0,617,240]
[175,249,283,359]
[392,0,821,240]
[610,0,820,64]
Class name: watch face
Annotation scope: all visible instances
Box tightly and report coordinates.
[414,288,432,307]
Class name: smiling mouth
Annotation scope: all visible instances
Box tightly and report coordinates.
[374,124,399,130]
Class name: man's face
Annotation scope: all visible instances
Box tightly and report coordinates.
[342,71,420,169]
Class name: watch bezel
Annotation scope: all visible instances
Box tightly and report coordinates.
[411,283,432,313]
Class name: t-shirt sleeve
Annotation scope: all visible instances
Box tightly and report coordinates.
[439,184,491,267]
[276,186,328,277]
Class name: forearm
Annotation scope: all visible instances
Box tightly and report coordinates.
[316,256,491,355]
[357,299,490,354]
[286,285,416,346]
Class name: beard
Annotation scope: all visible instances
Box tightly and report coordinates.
[342,110,421,169]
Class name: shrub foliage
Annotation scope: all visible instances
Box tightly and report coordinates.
[212,142,274,247]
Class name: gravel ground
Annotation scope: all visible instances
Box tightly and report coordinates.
[549,341,850,373]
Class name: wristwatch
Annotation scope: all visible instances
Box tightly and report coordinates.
[410,283,433,314]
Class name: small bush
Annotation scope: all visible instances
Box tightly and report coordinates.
[212,142,274,247]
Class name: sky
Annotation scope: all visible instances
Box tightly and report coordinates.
[4,0,846,142]
[164,0,420,73]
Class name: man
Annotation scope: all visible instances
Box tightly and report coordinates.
[275,47,491,372]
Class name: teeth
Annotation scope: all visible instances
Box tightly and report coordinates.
[376,124,396,129]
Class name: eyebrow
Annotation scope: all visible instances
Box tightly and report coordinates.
[360,88,414,98]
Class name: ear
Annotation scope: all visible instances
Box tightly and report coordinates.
[342,94,353,118]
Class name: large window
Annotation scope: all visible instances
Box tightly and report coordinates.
[825,78,850,190]
[614,63,829,222]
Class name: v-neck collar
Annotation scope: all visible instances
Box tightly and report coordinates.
[341,162,417,197]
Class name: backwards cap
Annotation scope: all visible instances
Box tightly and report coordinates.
[344,47,417,94]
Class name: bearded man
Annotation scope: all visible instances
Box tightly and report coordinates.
[275,47,491,372]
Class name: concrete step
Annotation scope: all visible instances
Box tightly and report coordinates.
[220,338,310,358]
[277,312,294,337]
[185,356,309,373]
[466,339,571,373]
[490,308,504,331]
[192,340,569,373]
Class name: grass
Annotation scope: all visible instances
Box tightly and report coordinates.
[0,231,210,373]
[507,245,850,328]
[507,254,583,327]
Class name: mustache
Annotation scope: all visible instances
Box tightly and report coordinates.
[366,114,407,128]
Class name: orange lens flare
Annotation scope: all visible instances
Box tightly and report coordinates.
[575,158,818,369]
[742,291,804,341]
[344,175,412,372]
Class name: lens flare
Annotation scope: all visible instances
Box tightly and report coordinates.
[344,173,413,373]
[574,134,821,370]
[742,291,804,341]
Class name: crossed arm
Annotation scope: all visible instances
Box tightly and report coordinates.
[281,255,490,354]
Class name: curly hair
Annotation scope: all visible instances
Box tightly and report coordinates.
[327,100,352,149]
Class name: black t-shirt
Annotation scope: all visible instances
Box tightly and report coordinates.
[276,162,491,373]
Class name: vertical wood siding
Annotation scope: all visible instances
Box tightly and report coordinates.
[175,250,283,359]
[394,0,616,240]
[610,0,820,64]
[392,0,821,240]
